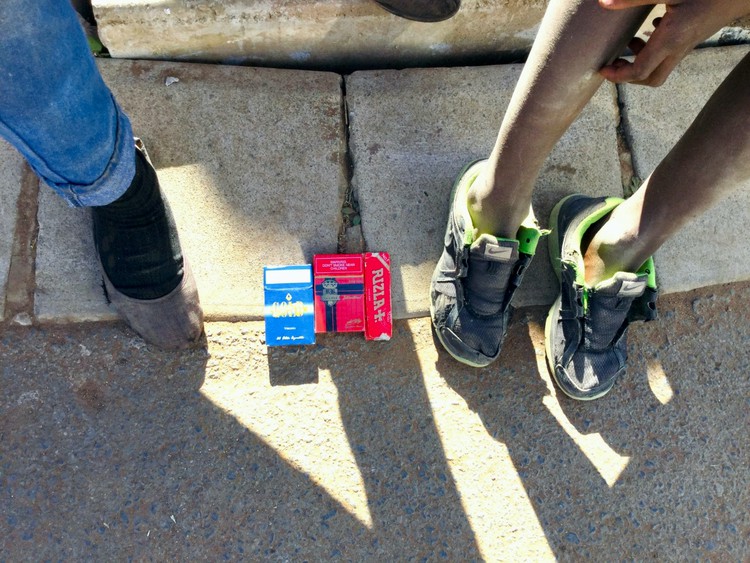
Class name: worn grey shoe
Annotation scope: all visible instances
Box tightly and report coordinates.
[545,194,657,400]
[372,0,460,22]
[101,257,204,349]
[95,140,204,350]
[430,160,545,367]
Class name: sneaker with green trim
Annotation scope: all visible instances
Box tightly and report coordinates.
[430,160,545,367]
[545,194,658,400]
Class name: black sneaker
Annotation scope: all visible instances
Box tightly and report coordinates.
[545,194,658,400]
[372,0,460,22]
[430,160,545,367]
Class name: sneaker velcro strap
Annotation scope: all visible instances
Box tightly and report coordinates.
[559,267,585,319]
[559,296,584,320]
[509,254,531,289]
[456,247,470,277]
[501,254,533,310]
[628,286,658,322]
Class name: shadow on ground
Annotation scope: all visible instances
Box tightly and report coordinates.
[435,282,750,559]
[1,282,748,559]
[0,321,481,559]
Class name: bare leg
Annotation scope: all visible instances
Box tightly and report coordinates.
[469,0,650,238]
[584,51,750,284]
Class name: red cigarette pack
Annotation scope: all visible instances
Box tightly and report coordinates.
[313,254,365,333]
[364,252,392,341]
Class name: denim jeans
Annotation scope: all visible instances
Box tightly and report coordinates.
[0,0,134,207]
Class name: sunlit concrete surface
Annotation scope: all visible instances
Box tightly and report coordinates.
[2,283,748,559]
[23,48,750,325]
[34,59,345,322]
[2,30,750,560]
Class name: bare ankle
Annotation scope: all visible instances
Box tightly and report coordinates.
[466,170,530,239]
[582,207,645,286]
[583,239,615,287]
[582,202,643,286]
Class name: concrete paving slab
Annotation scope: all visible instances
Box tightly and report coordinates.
[621,46,750,295]
[35,59,345,323]
[93,0,546,71]
[0,140,25,321]
[35,191,117,323]
[347,65,624,318]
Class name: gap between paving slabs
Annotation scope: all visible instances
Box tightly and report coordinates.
[20,78,625,331]
[338,76,367,256]
[613,84,642,199]
[2,162,39,328]
[0,74,635,331]
[336,71,638,326]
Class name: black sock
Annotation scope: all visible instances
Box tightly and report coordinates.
[92,148,184,300]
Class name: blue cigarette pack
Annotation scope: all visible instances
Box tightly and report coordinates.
[263,265,315,347]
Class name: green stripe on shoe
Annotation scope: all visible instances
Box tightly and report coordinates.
[637,256,657,289]
[495,225,547,255]
[517,224,548,255]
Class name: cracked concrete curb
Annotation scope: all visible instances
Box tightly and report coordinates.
[1,47,750,326]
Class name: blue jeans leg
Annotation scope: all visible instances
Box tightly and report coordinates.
[0,0,134,207]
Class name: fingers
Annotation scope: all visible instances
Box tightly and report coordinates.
[599,43,663,85]
[599,12,686,86]
[632,57,678,86]
[601,55,678,86]
[628,37,647,55]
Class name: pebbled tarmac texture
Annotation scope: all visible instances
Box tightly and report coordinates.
[1,281,749,560]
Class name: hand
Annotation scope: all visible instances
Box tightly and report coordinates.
[599,0,750,86]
